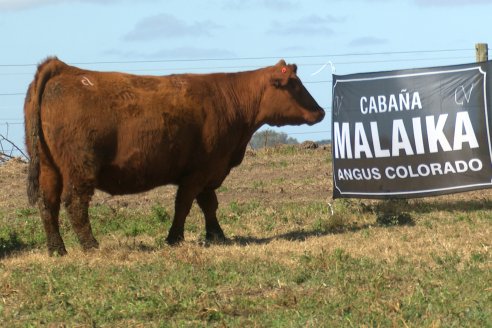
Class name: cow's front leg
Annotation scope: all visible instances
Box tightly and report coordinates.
[167,184,199,245]
[197,189,226,243]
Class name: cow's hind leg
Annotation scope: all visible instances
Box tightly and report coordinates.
[63,183,98,251]
[197,189,226,243]
[38,160,66,256]
[166,184,202,245]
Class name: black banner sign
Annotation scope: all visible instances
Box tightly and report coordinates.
[332,61,492,198]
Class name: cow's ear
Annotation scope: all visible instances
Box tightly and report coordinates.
[271,65,290,88]
[276,59,287,67]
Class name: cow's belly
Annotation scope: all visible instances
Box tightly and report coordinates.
[94,124,194,194]
[95,144,181,195]
[96,163,177,195]
[96,150,232,195]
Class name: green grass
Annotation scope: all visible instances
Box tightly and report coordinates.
[2,199,490,327]
[0,207,44,256]
[1,246,489,327]
[1,147,491,326]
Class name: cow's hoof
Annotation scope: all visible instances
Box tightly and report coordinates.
[205,231,229,245]
[81,239,99,252]
[48,244,68,257]
[166,235,184,246]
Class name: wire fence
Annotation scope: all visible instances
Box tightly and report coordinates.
[0,47,480,160]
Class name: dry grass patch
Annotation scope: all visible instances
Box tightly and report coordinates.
[0,147,491,326]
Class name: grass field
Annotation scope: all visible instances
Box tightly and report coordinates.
[0,146,490,327]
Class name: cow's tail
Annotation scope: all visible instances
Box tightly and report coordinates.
[24,57,64,205]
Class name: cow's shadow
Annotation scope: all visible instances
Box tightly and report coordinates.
[11,196,492,257]
[228,223,373,246]
[409,199,492,213]
[1,222,403,258]
[0,232,30,260]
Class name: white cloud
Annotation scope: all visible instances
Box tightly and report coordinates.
[268,14,344,36]
[0,0,57,10]
[413,0,492,5]
[148,46,236,59]
[105,46,236,60]
[124,13,222,41]
[224,0,299,11]
[348,36,389,47]
[0,0,154,11]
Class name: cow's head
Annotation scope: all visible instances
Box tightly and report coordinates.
[258,60,325,127]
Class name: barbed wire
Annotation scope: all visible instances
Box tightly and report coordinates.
[0,55,472,78]
[0,93,24,96]
[0,49,475,96]
[0,47,478,156]
[0,48,471,67]
[287,130,330,135]
[0,122,23,125]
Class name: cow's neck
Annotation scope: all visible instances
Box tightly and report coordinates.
[214,69,266,136]
[207,69,268,165]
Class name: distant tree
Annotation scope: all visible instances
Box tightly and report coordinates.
[316,139,331,145]
[249,129,298,149]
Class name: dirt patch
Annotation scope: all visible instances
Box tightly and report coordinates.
[0,147,331,216]
[0,158,29,212]
[3,147,492,214]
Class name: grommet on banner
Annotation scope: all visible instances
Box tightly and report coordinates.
[311,60,336,76]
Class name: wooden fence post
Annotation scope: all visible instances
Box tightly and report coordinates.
[475,43,488,62]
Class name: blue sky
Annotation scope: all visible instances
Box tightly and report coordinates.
[1,0,492,155]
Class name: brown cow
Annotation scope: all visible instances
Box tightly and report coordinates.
[24,57,325,255]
